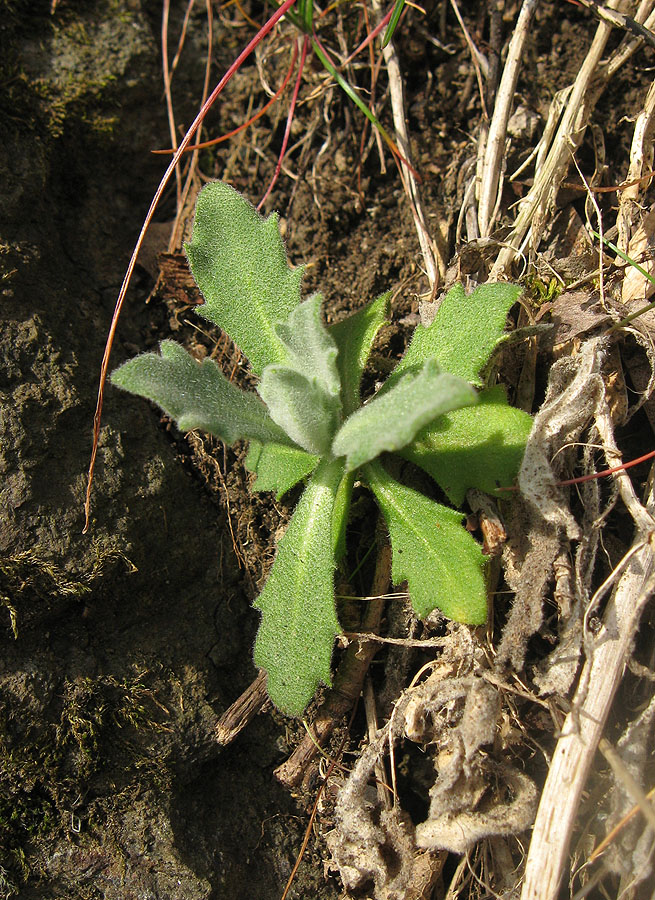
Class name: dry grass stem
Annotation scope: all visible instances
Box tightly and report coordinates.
[363,677,392,809]
[589,785,655,863]
[449,0,488,80]
[341,632,447,648]
[604,1,655,79]
[520,504,655,900]
[617,76,655,308]
[371,0,442,286]
[477,0,539,239]
[617,77,655,251]
[449,0,487,114]
[162,0,213,251]
[598,737,655,833]
[491,0,625,277]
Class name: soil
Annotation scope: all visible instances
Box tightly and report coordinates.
[2,1,655,899]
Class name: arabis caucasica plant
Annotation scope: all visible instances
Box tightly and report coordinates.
[112,182,532,715]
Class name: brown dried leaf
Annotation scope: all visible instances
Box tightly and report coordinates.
[539,289,611,349]
[621,204,655,308]
[157,252,204,306]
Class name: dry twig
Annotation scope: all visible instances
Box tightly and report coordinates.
[521,494,655,900]
[371,0,443,286]
[477,0,539,238]
[491,0,649,277]
[215,669,269,745]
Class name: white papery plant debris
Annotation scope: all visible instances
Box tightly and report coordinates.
[498,337,608,674]
[605,694,655,887]
[327,335,655,899]
[326,644,538,898]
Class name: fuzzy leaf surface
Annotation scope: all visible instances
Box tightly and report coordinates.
[184,181,302,375]
[400,386,533,505]
[364,460,487,624]
[332,359,477,471]
[111,341,293,445]
[388,282,522,387]
[330,292,390,416]
[332,469,354,564]
[275,294,341,400]
[257,296,342,454]
[254,457,346,715]
[245,441,319,498]
[258,366,340,455]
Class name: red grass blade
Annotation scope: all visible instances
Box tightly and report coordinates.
[257,35,309,210]
[152,42,299,155]
[84,0,299,532]
[497,448,655,494]
[555,448,655,486]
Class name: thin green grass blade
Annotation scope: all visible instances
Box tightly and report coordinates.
[592,230,655,285]
[382,0,405,47]
[310,36,400,157]
[592,230,655,331]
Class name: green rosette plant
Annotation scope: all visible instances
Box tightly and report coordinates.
[111,181,532,716]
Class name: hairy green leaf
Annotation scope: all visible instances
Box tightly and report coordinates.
[330,292,390,416]
[112,168,531,717]
[254,457,347,715]
[245,441,319,498]
[257,295,342,455]
[111,341,293,446]
[258,366,340,455]
[332,359,478,471]
[400,386,533,505]
[332,469,354,563]
[275,294,341,400]
[389,282,522,387]
[185,181,302,375]
[364,459,487,624]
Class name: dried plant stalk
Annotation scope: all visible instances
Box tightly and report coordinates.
[215,669,268,745]
[617,76,655,254]
[491,0,623,277]
[521,510,655,900]
[477,0,539,238]
[371,0,443,286]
